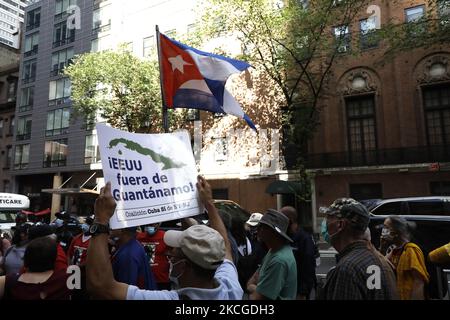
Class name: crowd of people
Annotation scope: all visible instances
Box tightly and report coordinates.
[0,176,449,300]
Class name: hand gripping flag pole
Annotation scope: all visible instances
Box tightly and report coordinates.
[156,29,257,131]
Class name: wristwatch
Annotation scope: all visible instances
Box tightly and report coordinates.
[88,223,110,236]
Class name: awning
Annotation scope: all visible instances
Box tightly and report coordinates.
[265,180,302,195]
[41,188,99,195]
[22,208,51,216]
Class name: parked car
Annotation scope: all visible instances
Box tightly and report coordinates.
[361,196,450,216]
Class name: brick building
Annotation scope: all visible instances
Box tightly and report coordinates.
[305,0,450,231]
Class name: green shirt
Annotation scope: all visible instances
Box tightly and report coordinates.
[256,245,297,300]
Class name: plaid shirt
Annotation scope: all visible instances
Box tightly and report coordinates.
[320,241,398,300]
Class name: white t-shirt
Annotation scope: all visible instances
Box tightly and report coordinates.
[126,259,243,300]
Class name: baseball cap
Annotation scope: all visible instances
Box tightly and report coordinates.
[163,225,225,270]
[246,213,263,227]
[320,198,370,231]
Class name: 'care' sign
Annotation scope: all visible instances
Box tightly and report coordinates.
[96,124,201,229]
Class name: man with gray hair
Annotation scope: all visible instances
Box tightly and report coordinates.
[319,198,398,300]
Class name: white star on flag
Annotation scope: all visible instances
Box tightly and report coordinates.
[168,55,192,73]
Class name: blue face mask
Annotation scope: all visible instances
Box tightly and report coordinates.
[81,223,89,234]
[321,218,342,245]
[145,226,157,236]
[321,219,330,244]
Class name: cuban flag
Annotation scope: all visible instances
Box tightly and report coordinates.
[159,32,256,130]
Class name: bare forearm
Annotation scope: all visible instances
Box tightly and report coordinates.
[246,270,259,293]
[204,201,232,260]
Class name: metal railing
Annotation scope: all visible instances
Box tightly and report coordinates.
[302,145,450,169]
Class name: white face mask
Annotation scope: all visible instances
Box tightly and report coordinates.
[168,259,186,289]
[381,227,394,242]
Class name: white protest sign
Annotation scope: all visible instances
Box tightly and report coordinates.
[96,124,202,229]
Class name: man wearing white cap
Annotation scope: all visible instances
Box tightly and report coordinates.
[86,176,243,300]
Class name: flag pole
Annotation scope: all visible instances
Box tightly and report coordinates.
[156,25,169,133]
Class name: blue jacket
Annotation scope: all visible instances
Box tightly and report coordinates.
[112,238,157,290]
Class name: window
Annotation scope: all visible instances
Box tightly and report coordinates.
[55,0,77,19]
[92,5,111,32]
[44,139,68,167]
[423,84,450,146]
[213,137,227,162]
[8,116,14,136]
[14,144,30,170]
[143,36,155,58]
[26,8,40,31]
[165,29,176,38]
[405,5,426,35]
[438,0,450,27]
[430,181,450,196]
[0,2,18,15]
[187,23,196,34]
[19,87,34,112]
[186,109,200,121]
[5,145,12,168]
[51,47,74,76]
[49,78,71,105]
[91,35,111,52]
[360,18,379,50]
[372,202,402,215]
[299,0,309,9]
[3,180,10,193]
[46,108,70,136]
[22,59,37,84]
[6,78,17,102]
[124,42,133,52]
[0,37,13,46]
[405,5,425,23]
[24,33,39,57]
[333,25,350,53]
[84,134,100,164]
[407,200,449,215]
[346,95,377,164]
[53,21,75,48]
[349,183,382,201]
[16,115,32,140]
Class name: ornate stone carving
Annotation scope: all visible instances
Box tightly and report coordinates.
[416,55,450,84]
[338,69,378,95]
